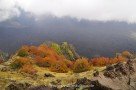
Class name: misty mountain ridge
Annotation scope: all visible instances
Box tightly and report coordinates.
[1,12,136,57]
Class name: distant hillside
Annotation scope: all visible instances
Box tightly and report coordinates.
[1,13,136,57]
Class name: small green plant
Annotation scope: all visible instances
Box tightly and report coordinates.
[17,50,28,57]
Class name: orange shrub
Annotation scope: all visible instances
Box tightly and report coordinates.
[91,56,126,67]
[73,58,90,73]
[29,46,39,55]
[35,56,57,67]
[63,59,73,69]
[20,64,37,75]
[91,57,110,66]
[10,57,32,69]
[50,61,69,73]
[117,55,126,62]
[122,51,132,58]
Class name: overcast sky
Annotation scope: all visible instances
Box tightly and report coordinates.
[0,0,136,23]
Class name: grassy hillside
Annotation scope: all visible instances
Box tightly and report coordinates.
[0,42,132,90]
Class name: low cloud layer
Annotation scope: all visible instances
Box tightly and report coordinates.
[0,0,20,22]
[0,0,136,23]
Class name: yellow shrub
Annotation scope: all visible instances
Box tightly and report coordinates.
[50,61,69,73]
[122,51,132,58]
[73,58,90,73]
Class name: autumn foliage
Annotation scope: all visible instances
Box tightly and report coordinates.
[17,45,29,57]
[73,58,90,73]
[12,44,129,73]
[90,55,126,66]
[20,64,37,75]
[10,57,33,69]
[122,51,132,58]
[35,56,57,67]
[50,61,69,73]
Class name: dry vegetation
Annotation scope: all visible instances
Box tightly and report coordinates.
[0,43,133,89]
[9,44,130,74]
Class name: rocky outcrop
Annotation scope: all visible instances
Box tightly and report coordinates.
[5,82,31,90]
[104,60,135,79]
[90,80,112,90]
[88,58,136,90]
[28,85,58,90]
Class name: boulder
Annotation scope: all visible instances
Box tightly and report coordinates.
[104,71,116,78]
[44,73,55,78]
[75,77,91,85]
[93,70,99,77]
[75,77,92,89]
[106,65,114,71]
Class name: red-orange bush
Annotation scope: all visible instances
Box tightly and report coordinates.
[91,57,110,66]
[35,56,57,67]
[117,55,126,62]
[91,56,126,67]
[20,64,37,75]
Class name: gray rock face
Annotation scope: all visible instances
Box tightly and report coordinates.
[104,60,135,79]
[102,60,136,90]
[90,80,112,90]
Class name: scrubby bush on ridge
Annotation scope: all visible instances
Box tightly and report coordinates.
[9,43,130,74]
[10,57,33,69]
[17,49,29,57]
[20,64,37,75]
[50,61,69,73]
[73,58,91,73]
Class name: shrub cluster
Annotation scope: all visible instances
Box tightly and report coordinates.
[50,61,69,73]
[20,64,37,75]
[11,44,129,74]
[90,55,126,66]
[73,58,90,73]
[121,51,132,58]
[10,57,32,69]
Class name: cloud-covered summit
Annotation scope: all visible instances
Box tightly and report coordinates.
[0,0,136,23]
